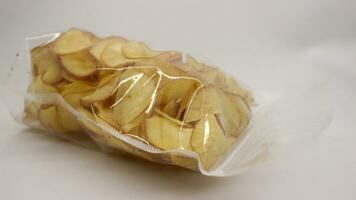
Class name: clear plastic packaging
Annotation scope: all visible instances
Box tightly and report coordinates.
[3,29,332,176]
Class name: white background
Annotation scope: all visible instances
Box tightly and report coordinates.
[0,0,355,199]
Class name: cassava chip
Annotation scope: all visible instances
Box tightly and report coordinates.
[177,84,201,120]
[23,101,41,123]
[154,51,182,64]
[95,101,144,137]
[55,80,69,90]
[100,40,127,67]
[199,66,226,86]
[30,76,58,94]
[90,37,127,61]
[191,114,229,169]
[184,87,221,122]
[185,86,251,137]
[136,55,184,77]
[42,63,62,84]
[57,91,91,132]
[60,51,97,77]
[225,76,255,105]
[38,106,65,133]
[81,71,122,105]
[113,72,156,126]
[145,116,192,150]
[157,77,199,106]
[215,89,251,136]
[122,41,157,58]
[153,108,190,127]
[120,112,146,133]
[185,54,205,71]
[31,46,62,84]
[93,102,120,130]
[161,100,178,117]
[52,29,97,55]
[60,81,94,96]
[76,106,99,135]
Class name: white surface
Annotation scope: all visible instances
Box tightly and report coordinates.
[0,0,355,199]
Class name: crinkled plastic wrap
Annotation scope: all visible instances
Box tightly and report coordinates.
[3,29,331,176]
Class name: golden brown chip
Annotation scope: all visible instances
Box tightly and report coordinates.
[52,29,97,55]
[122,41,157,58]
[93,102,146,135]
[216,90,242,136]
[100,40,128,67]
[42,65,62,85]
[90,37,127,61]
[225,76,255,105]
[217,89,251,136]
[145,116,192,150]
[185,86,251,137]
[93,102,120,130]
[88,109,149,156]
[161,100,178,117]
[38,106,65,133]
[55,80,70,90]
[184,87,221,122]
[170,153,198,171]
[230,94,251,135]
[113,71,156,126]
[30,76,59,94]
[120,112,146,133]
[23,101,41,123]
[81,71,122,105]
[135,54,184,77]
[153,108,190,127]
[76,106,99,134]
[31,46,63,84]
[31,47,48,76]
[185,54,205,71]
[199,66,226,86]
[191,114,229,169]
[157,77,199,106]
[57,91,91,132]
[60,81,94,96]
[176,84,200,120]
[154,51,182,63]
[60,51,97,77]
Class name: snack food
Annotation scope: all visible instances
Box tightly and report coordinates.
[23,28,254,172]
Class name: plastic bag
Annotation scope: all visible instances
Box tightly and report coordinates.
[3,29,331,176]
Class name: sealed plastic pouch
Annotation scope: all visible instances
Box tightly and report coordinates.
[3,29,331,176]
